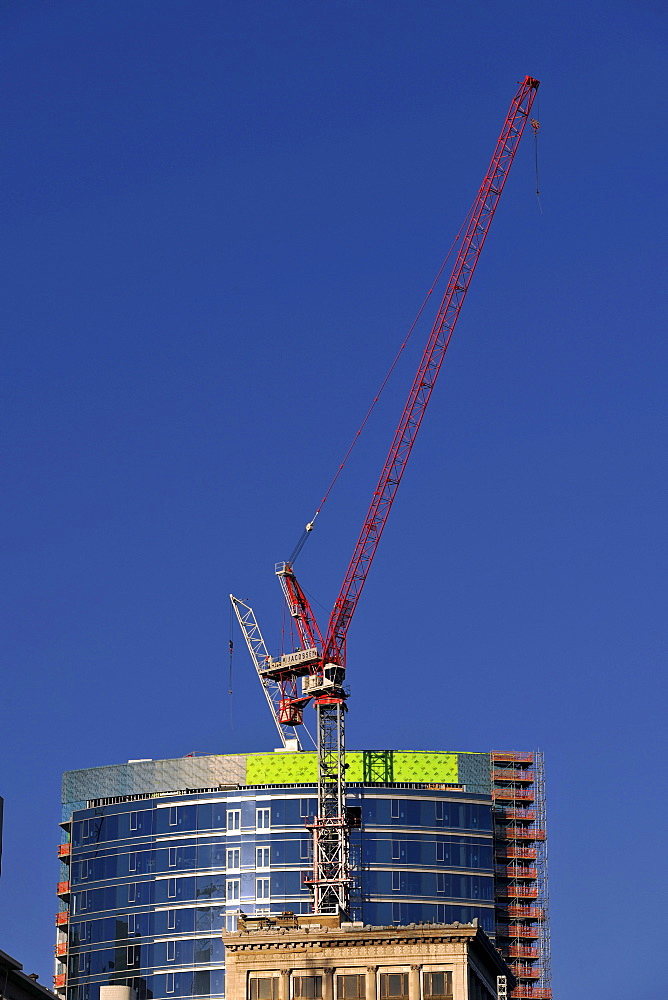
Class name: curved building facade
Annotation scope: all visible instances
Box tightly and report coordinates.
[55,751,549,1000]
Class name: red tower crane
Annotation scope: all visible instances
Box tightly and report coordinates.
[233,76,540,916]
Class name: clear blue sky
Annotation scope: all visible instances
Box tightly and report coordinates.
[1,2,666,997]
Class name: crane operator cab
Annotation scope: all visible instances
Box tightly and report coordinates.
[302,663,345,696]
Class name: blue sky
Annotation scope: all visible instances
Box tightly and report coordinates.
[1,2,666,997]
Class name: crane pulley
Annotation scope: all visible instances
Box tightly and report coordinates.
[231,75,540,916]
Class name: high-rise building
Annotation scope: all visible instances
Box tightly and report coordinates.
[55,750,550,1000]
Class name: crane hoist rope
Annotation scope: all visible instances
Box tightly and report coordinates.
[288,199,480,568]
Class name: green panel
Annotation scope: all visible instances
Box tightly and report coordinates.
[245,750,459,785]
[246,753,318,784]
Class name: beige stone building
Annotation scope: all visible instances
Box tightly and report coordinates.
[222,913,512,1000]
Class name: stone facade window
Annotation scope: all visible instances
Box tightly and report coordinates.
[336,974,366,998]
[249,975,279,999]
[293,975,323,998]
[379,973,408,999]
[423,972,453,999]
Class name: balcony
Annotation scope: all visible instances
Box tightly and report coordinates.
[54,975,66,988]
[492,769,534,783]
[511,989,551,999]
[498,924,540,939]
[55,911,69,926]
[492,752,534,765]
[58,843,71,859]
[508,945,540,959]
[56,943,67,957]
[56,881,70,899]
[495,865,538,880]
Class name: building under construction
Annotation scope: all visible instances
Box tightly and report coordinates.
[55,748,550,1000]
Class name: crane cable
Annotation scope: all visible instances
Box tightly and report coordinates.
[531,97,542,213]
[288,199,478,566]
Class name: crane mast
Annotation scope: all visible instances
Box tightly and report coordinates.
[234,76,540,917]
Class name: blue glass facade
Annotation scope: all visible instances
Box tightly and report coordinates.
[57,761,496,1000]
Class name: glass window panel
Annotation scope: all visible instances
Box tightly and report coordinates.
[424,972,453,999]
[336,974,366,998]
[249,978,278,1000]
[293,976,322,998]
[379,973,408,999]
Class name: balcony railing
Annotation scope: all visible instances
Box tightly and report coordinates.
[55,911,69,926]
[56,881,70,898]
[508,945,539,959]
[496,808,536,821]
[54,975,66,988]
[493,788,535,801]
[58,843,71,859]
[505,905,544,919]
[492,769,534,783]
[56,943,67,957]
[496,845,537,859]
[492,752,534,764]
[498,924,540,939]
[495,865,538,879]
[496,826,546,840]
[511,965,541,979]
[511,989,552,999]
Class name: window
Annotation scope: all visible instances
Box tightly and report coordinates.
[166,973,175,994]
[130,812,138,831]
[80,860,89,880]
[256,808,270,830]
[379,973,408,999]
[167,878,177,898]
[167,940,176,962]
[227,809,241,832]
[256,847,270,869]
[337,974,366,998]
[127,945,140,967]
[300,838,310,860]
[128,852,137,873]
[392,871,400,891]
[300,798,309,818]
[127,884,136,904]
[169,807,178,827]
[227,848,241,870]
[391,903,401,923]
[78,953,89,973]
[249,978,279,1000]
[391,841,400,860]
[169,847,177,868]
[435,802,444,822]
[226,914,237,932]
[226,878,240,901]
[82,819,90,839]
[436,842,445,863]
[128,913,137,936]
[167,909,176,930]
[423,972,453,999]
[436,873,446,894]
[293,976,322,998]
[391,799,400,819]
[256,878,270,900]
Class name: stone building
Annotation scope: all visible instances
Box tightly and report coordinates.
[222,913,512,999]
